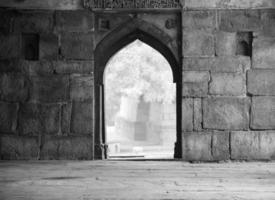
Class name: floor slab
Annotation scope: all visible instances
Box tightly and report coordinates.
[0,161,275,199]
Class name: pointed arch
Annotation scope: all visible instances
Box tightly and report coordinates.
[94,18,182,159]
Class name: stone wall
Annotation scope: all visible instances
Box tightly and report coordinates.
[0,5,275,161]
[182,10,275,161]
[0,10,95,159]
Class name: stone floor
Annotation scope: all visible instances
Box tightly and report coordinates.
[0,160,275,200]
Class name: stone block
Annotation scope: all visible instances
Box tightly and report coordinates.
[0,73,29,102]
[182,132,212,161]
[247,70,275,95]
[61,103,72,134]
[0,135,39,160]
[194,98,202,131]
[13,11,53,33]
[182,30,215,57]
[56,10,94,32]
[182,10,216,29]
[182,98,193,131]
[0,11,16,34]
[183,56,250,72]
[41,136,93,160]
[231,131,275,160]
[219,10,262,32]
[61,33,94,60]
[182,71,209,97]
[30,75,69,103]
[70,75,94,101]
[203,97,249,130]
[0,34,20,59]
[261,10,275,37]
[212,131,230,160]
[0,102,18,133]
[71,101,93,135]
[216,31,236,56]
[252,36,275,69]
[39,33,58,60]
[209,73,245,96]
[24,61,55,75]
[54,61,94,74]
[0,60,24,73]
[251,97,275,130]
[19,103,60,136]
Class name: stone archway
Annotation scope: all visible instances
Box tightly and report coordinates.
[94,18,182,159]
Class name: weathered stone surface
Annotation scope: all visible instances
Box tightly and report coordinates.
[70,75,94,101]
[212,131,230,160]
[252,36,275,69]
[0,11,16,34]
[19,103,60,136]
[0,102,18,133]
[61,33,93,60]
[251,97,275,130]
[216,31,236,56]
[39,33,58,60]
[24,61,55,75]
[182,132,212,161]
[71,101,93,135]
[194,98,202,131]
[231,131,275,160]
[56,10,94,32]
[247,70,275,95]
[0,73,29,102]
[219,10,262,32]
[61,103,72,134]
[261,10,275,37]
[209,73,245,96]
[182,11,216,29]
[182,98,193,131]
[0,60,25,73]
[183,56,250,72]
[40,136,93,160]
[0,135,39,160]
[182,71,209,97]
[13,11,53,33]
[55,61,94,74]
[182,30,215,57]
[0,34,20,59]
[30,75,69,103]
[203,97,249,130]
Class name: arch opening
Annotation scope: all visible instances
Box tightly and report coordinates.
[104,40,176,159]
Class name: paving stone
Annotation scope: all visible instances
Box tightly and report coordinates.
[247,70,275,95]
[231,131,275,160]
[252,35,275,69]
[0,135,39,160]
[209,73,245,96]
[182,10,216,29]
[0,102,18,133]
[19,103,60,136]
[70,75,94,101]
[216,31,236,56]
[56,10,94,32]
[219,10,262,32]
[30,75,69,103]
[41,136,93,160]
[71,101,93,135]
[182,30,215,57]
[61,33,94,60]
[0,73,29,102]
[251,97,275,130]
[203,97,249,130]
[182,98,193,131]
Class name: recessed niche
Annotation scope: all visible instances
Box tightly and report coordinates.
[236,32,253,57]
[22,33,39,60]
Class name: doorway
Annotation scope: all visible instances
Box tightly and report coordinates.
[104,40,176,159]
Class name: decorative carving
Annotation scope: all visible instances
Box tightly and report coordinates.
[84,0,182,9]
